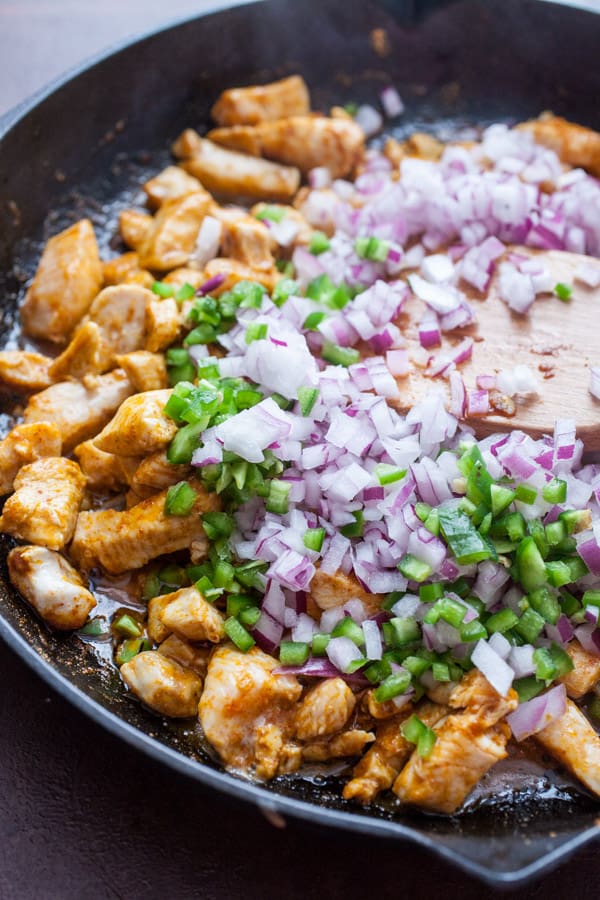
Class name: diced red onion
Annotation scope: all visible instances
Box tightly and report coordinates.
[196,273,226,295]
[507,684,566,742]
[362,619,383,660]
[471,639,514,696]
[380,86,405,118]
[326,636,363,672]
[190,215,222,268]
[508,644,536,679]
[253,610,283,653]
[589,367,600,401]
[354,104,383,137]
[575,623,600,656]
[466,389,490,417]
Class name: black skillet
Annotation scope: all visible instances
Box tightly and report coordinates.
[1,0,600,885]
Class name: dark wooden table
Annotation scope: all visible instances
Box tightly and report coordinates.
[1,2,600,897]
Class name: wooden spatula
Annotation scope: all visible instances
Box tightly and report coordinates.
[392,249,600,450]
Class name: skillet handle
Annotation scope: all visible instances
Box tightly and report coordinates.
[377,0,458,24]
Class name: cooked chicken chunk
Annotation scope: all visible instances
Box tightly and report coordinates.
[145,297,181,353]
[85,284,153,368]
[220,215,274,269]
[157,634,211,677]
[208,116,365,179]
[147,595,175,644]
[119,209,153,251]
[102,252,154,289]
[302,729,374,762]
[162,268,206,290]
[21,219,102,343]
[159,586,225,643]
[131,451,189,495]
[534,698,600,797]
[0,351,53,392]
[560,639,600,699]
[0,423,62,495]
[23,370,134,452]
[120,650,202,718]
[93,389,176,456]
[114,351,168,392]
[309,568,382,615]
[448,669,518,726]
[47,321,102,380]
[200,257,279,295]
[178,136,300,202]
[199,644,302,778]
[211,76,310,126]
[344,702,446,803]
[70,483,219,573]
[295,678,356,741]
[518,115,600,177]
[143,166,208,208]
[73,440,139,492]
[139,192,211,272]
[0,457,85,550]
[8,545,96,630]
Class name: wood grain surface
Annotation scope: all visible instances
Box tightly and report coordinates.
[1,3,600,899]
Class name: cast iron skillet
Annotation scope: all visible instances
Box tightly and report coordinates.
[1,0,600,885]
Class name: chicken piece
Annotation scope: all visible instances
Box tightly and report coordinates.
[172,128,203,159]
[145,297,181,353]
[85,284,153,368]
[560,639,600,699]
[534,698,600,796]
[119,209,153,251]
[147,595,173,644]
[120,650,202,718]
[0,351,53,392]
[70,483,218,574]
[73,440,139,492]
[518,115,600,177]
[406,132,444,161]
[393,714,511,814]
[309,568,383,615]
[131,451,189,495]
[179,137,300,203]
[211,75,310,126]
[8,545,96,631]
[294,678,356,741]
[208,116,365,179]
[143,165,208,208]
[47,321,103,380]
[159,586,225,643]
[448,670,518,726]
[199,644,302,778]
[0,457,85,551]
[162,268,206,290]
[344,702,446,803]
[114,351,168,392]
[21,219,103,343]
[220,215,274,270]
[200,257,279,295]
[102,252,154,289]
[158,634,211,678]
[253,724,303,779]
[139,192,211,272]
[93,389,176,457]
[302,729,375,762]
[0,423,62,496]
[23,370,134,452]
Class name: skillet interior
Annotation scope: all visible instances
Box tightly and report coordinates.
[1,0,600,884]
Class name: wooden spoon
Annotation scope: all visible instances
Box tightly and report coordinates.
[391,249,600,450]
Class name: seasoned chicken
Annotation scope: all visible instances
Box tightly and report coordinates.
[93,389,176,456]
[344,702,446,803]
[130,451,189,495]
[85,284,153,368]
[220,215,274,270]
[309,568,383,614]
[143,166,208,208]
[302,729,375,762]
[200,257,279,295]
[199,644,302,778]
[114,351,168,392]
[147,595,175,644]
[0,457,85,550]
[448,670,518,726]
[534,698,600,796]
[178,136,300,202]
[211,75,310,126]
[119,209,153,251]
[518,115,600,177]
[102,252,154,289]
[294,678,356,741]
[157,634,211,678]
[47,321,103,380]
[23,370,134,452]
[560,639,600,699]
[120,650,202,718]
[145,297,181,353]
[162,267,206,290]
[21,219,103,343]
[159,586,225,643]
[69,483,219,573]
[139,192,212,272]
[208,116,365,179]
[73,440,139,492]
[0,351,53,392]
[0,423,62,495]
[8,545,95,630]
